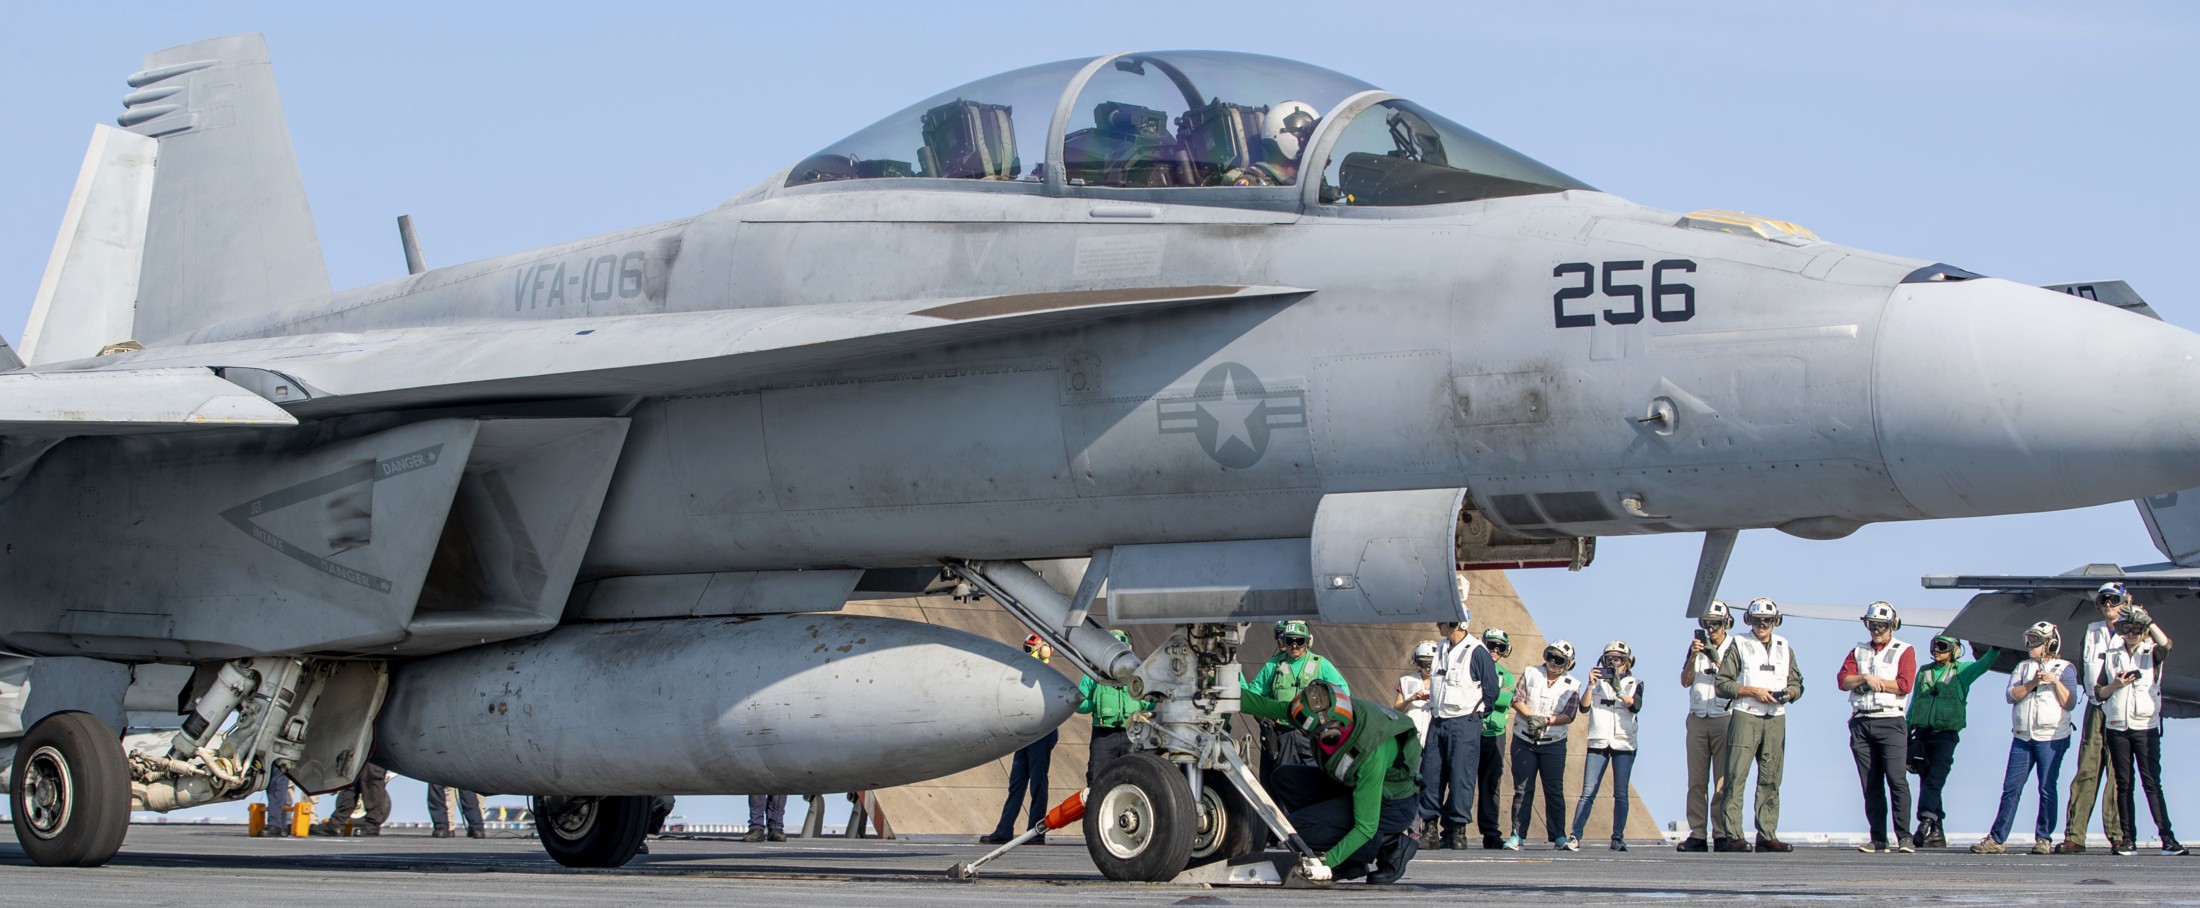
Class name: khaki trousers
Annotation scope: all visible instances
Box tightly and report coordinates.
[1685,713,1730,840]
[1720,711,1785,840]
[2063,705,2122,846]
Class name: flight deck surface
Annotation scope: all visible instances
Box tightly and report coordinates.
[0,826,2188,906]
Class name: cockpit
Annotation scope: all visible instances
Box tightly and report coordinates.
[785,51,1591,207]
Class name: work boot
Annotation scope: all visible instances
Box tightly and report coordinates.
[1610,838,1628,852]
[1368,832,1419,885]
[357,824,380,837]
[467,828,487,839]
[1482,835,1503,850]
[265,824,291,837]
[1676,837,1708,852]
[767,829,787,843]
[432,828,454,838]
[1970,838,2005,854]
[1333,859,1371,881]
[1445,828,1471,851]
[977,832,1012,845]
[2029,839,2053,855]
[2055,840,2085,854]
[1754,837,1792,853]
[742,829,768,843]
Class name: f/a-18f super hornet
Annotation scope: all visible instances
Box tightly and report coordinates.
[6,35,2200,880]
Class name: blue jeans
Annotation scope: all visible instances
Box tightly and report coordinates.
[1989,736,2070,843]
[1418,714,1482,832]
[1571,747,1635,840]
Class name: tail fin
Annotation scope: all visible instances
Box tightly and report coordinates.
[120,33,328,342]
[2140,491,2200,569]
[22,125,156,365]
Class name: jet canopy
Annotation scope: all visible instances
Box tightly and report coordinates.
[786,51,1590,206]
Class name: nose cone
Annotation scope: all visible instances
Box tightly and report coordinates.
[1876,278,2200,518]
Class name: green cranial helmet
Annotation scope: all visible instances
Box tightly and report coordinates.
[1110,629,1132,644]
[1288,680,1354,745]
[1275,620,1313,643]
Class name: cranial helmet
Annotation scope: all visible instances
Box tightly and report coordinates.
[1545,639,1576,670]
[1413,640,1439,662]
[2097,582,2130,606]
[1023,633,1052,663]
[1264,101,1321,160]
[1110,628,1132,645]
[1276,619,1313,642]
[1602,640,1633,666]
[1862,600,1901,632]
[1700,600,1733,628]
[1483,627,1511,652]
[1289,680,1355,755]
[2023,622,2061,655]
[1746,598,1782,626]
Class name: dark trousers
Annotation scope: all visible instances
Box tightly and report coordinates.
[1089,726,1133,787]
[1260,721,1315,783]
[2105,727,2175,846]
[1270,765,1418,867]
[1571,747,1635,841]
[1909,728,1960,822]
[427,784,483,832]
[1417,715,1481,832]
[1849,716,1913,844]
[265,767,294,816]
[1989,736,2070,843]
[1475,733,1506,838]
[333,763,391,826]
[1509,736,1566,842]
[748,794,787,831]
[991,729,1057,837]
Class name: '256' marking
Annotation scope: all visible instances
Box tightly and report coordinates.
[1553,260,1696,328]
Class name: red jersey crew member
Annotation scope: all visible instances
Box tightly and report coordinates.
[1840,601,1918,853]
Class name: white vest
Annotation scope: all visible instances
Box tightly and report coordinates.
[1847,639,1913,717]
[2081,621,2115,704]
[1731,635,1793,718]
[2009,658,2076,741]
[1429,636,1486,720]
[1688,636,1738,718]
[1584,675,1641,751]
[1514,668,1582,743]
[1398,674,1432,738]
[2102,639,2164,732]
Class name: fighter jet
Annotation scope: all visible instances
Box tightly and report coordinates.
[6,36,2200,881]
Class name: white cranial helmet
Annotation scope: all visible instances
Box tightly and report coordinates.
[1701,599,1732,628]
[1413,640,1439,661]
[1862,600,1901,631]
[2024,621,2061,655]
[1264,101,1321,160]
[1746,597,1782,626]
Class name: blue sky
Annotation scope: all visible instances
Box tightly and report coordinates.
[2,3,2196,835]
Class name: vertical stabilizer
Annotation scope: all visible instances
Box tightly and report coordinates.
[119,34,329,343]
[2139,490,2200,568]
[22,125,157,365]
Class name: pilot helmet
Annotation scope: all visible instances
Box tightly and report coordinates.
[1264,101,1321,161]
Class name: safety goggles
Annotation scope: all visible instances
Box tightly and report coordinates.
[1279,636,1311,649]
[1698,617,1732,631]
[1487,642,1512,657]
[1296,682,1353,748]
[1745,615,1779,628]
[1543,651,1569,667]
[1413,657,1434,670]
[2114,621,2149,636]
[2022,633,2054,650]
[1930,639,1958,654]
[1864,620,1895,634]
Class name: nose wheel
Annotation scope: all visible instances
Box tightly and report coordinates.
[10,711,130,867]
[1084,753,1196,881]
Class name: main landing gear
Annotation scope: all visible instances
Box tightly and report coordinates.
[531,795,653,867]
[10,711,131,867]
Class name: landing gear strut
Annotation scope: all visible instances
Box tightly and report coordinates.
[11,711,131,867]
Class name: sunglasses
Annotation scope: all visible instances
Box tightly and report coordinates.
[1280,636,1310,647]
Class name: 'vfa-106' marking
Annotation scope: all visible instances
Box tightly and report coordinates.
[1553,259,1696,327]
[514,251,649,310]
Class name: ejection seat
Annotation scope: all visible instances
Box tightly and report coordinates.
[918,99,1021,179]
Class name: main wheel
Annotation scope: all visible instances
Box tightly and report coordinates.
[11,711,130,867]
[1083,753,1196,882]
[1186,770,1258,867]
[531,795,651,868]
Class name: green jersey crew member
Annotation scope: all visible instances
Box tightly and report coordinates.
[1714,598,1804,853]
[1078,629,1153,786]
[1241,680,1422,885]
[1907,632,1999,849]
[1249,620,1351,779]
[1476,628,1517,849]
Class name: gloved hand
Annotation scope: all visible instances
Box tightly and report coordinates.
[1291,856,1333,885]
[1522,714,1548,737]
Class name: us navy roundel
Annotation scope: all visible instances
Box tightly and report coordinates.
[1156,363,1308,469]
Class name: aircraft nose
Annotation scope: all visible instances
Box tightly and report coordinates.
[1876,277,2200,519]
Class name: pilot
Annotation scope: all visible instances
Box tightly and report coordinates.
[1418,618,1498,851]
[1714,598,1804,853]
[1678,600,1738,852]
[1218,101,1319,186]
[1077,629,1152,786]
[1972,622,2077,854]
[1474,628,1516,849]
[1907,633,2000,850]
[1248,620,1350,782]
[1240,680,1423,885]
[2058,582,2128,853]
[980,635,1061,845]
[1839,601,1917,853]
[1571,640,1642,851]
[2096,604,2179,856]
[1505,639,1581,850]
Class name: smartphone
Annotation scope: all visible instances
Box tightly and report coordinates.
[1694,629,1709,645]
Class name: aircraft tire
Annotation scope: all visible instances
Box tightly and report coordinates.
[1185,770,1258,868]
[532,794,651,868]
[11,710,130,867]
[1084,752,1196,882]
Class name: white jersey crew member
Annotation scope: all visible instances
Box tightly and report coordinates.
[2095,605,2180,856]
[1417,620,1500,850]
[1974,622,2080,854]
[1714,599,1804,853]
[1838,601,1918,853]
[1678,600,1739,852]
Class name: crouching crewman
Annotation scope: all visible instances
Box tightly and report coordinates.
[1241,680,1423,885]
